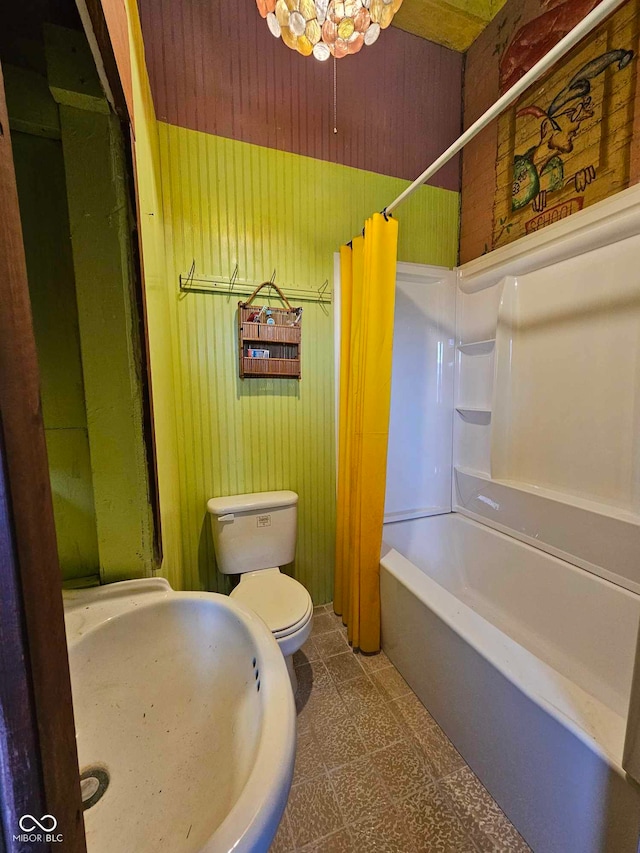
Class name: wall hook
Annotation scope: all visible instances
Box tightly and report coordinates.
[179,259,197,300]
[229,263,239,291]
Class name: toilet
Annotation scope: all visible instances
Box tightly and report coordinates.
[207,490,313,693]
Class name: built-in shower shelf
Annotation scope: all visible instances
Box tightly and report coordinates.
[456,407,492,424]
[457,339,496,355]
[453,466,640,593]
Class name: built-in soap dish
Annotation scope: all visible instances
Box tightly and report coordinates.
[455,407,492,425]
[457,339,495,356]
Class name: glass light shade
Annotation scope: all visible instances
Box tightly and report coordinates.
[267,11,281,37]
[257,0,403,59]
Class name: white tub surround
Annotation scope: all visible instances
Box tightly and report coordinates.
[380,187,640,853]
[384,264,455,524]
[334,260,457,525]
[454,187,640,595]
[455,469,640,595]
[382,514,640,853]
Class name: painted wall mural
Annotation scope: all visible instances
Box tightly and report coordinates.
[492,0,639,249]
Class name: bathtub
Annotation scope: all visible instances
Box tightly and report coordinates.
[381,512,640,853]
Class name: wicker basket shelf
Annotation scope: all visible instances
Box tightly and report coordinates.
[240,322,301,344]
[242,357,301,377]
[238,282,302,379]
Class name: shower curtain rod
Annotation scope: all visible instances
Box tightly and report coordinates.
[384,0,628,216]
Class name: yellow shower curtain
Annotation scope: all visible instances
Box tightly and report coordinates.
[334,212,399,653]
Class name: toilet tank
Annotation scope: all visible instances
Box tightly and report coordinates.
[207,490,298,574]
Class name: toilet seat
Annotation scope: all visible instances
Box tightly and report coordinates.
[230,568,312,637]
[272,599,313,640]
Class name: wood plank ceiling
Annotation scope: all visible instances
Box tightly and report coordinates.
[393,0,509,52]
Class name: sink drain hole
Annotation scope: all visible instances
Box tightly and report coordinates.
[80,766,109,811]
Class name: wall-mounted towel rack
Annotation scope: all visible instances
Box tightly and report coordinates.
[179,261,331,304]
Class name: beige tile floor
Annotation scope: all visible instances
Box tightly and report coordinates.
[270,604,531,853]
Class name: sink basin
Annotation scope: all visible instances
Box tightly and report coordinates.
[64,578,295,853]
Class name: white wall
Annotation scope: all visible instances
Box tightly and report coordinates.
[333,258,456,523]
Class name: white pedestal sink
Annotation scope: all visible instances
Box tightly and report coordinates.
[64,578,296,853]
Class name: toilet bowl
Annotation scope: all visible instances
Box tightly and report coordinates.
[207,490,313,693]
[230,568,312,692]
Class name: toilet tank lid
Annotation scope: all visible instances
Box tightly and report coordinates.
[207,490,298,515]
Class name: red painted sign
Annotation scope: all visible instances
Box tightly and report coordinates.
[525,198,584,234]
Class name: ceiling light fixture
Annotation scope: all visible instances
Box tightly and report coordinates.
[256,0,404,60]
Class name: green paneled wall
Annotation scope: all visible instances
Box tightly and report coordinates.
[12,130,100,580]
[48,23,157,583]
[8,28,160,585]
[158,123,459,602]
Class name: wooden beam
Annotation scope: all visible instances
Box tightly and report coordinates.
[393,0,509,52]
[0,59,86,851]
[0,416,47,850]
[76,0,130,122]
